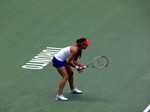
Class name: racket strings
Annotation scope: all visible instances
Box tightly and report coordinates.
[93,57,108,68]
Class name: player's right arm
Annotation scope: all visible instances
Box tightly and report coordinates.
[67,46,83,73]
[67,46,78,68]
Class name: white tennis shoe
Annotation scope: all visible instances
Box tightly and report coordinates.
[69,87,82,94]
[55,94,68,101]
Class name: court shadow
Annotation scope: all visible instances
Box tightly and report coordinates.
[67,94,116,103]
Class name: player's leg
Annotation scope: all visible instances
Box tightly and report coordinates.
[66,65,82,94]
[66,65,74,89]
[55,67,69,101]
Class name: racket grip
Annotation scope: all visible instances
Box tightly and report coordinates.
[83,66,87,69]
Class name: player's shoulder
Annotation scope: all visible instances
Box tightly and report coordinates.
[70,46,78,53]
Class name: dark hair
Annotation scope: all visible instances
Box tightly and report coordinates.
[76,38,86,44]
[76,38,87,58]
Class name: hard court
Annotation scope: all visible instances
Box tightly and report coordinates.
[0,0,150,112]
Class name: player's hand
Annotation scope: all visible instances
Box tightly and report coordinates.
[78,68,83,73]
[75,65,83,73]
[77,64,83,68]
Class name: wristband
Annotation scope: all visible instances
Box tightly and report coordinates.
[77,64,82,67]
[75,65,79,69]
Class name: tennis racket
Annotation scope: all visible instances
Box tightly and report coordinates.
[83,56,109,69]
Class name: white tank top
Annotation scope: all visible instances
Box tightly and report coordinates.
[55,46,71,61]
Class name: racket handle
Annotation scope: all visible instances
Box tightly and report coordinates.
[83,66,87,69]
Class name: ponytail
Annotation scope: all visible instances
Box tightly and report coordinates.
[76,38,86,58]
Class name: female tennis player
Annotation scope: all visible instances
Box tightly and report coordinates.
[52,38,91,101]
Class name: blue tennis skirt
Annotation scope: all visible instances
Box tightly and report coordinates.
[52,57,68,68]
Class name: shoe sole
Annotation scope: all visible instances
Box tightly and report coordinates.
[55,97,68,101]
[69,91,82,94]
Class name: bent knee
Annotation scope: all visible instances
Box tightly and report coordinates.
[63,74,69,80]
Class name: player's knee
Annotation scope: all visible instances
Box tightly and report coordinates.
[64,74,69,80]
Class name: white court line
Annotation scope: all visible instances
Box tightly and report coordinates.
[143,104,150,112]
[46,47,62,49]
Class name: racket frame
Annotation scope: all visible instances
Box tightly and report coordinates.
[84,56,109,69]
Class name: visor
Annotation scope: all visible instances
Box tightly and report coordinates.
[80,39,91,45]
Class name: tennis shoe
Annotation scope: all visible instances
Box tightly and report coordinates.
[55,94,68,101]
[69,87,82,94]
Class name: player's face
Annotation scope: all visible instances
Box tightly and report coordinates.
[82,44,88,49]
